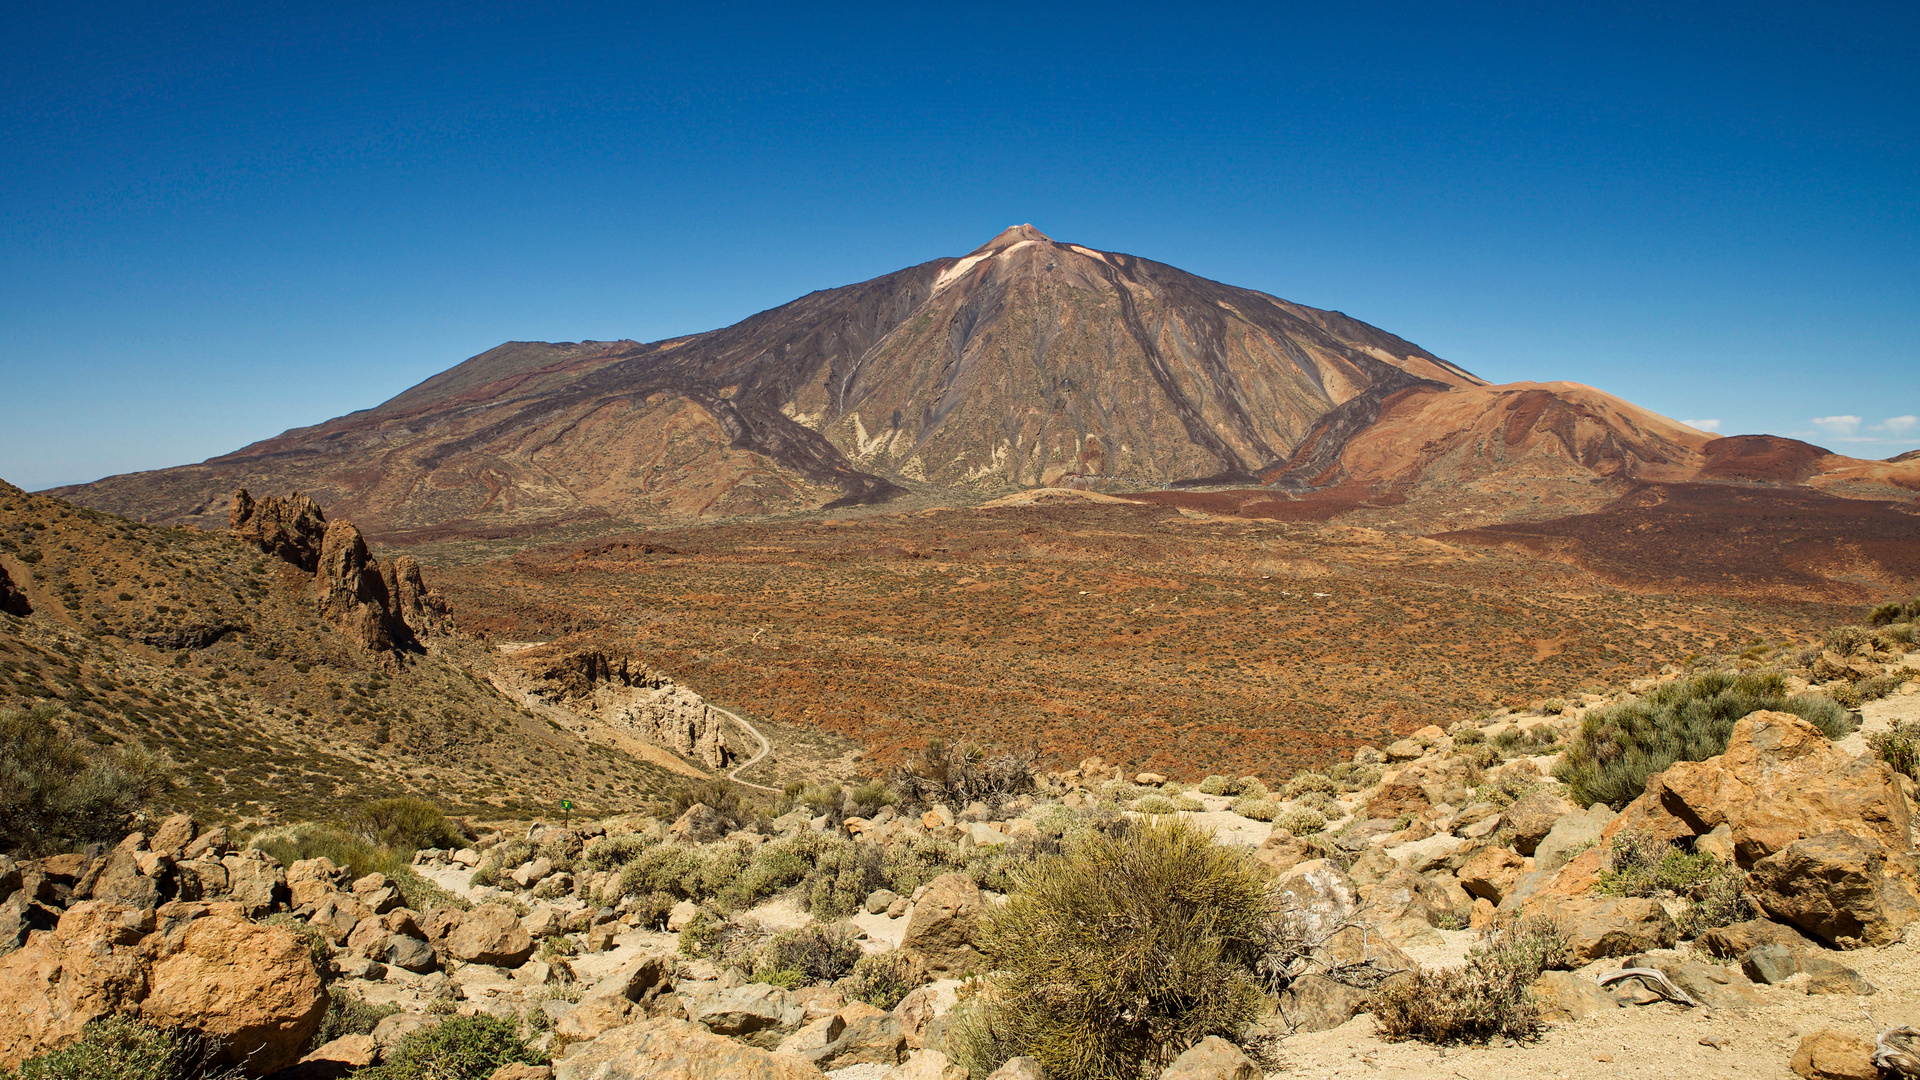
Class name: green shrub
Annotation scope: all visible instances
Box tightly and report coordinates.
[840,951,921,1011]
[1133,795,1182,815]
[1554,671,1854,808]
[1540,698,1568,715]
[1594,832,1750,935]
[1885,623,1918,646]
[1372,921,1569,1043]
[714,833,823,912]
[1028,803,1080,838]
[882,831,970,896]
[347,797,462,851]
[1196,775,1233,796]
[1323,762,1381,792]
[1229,797,1277,821]
[677,912,770,967]
[255,825,409,880]
[1272,808,1326,836]
[615,843,706,901]
[1235,777,1268,799]
[847,779,897,817]
[666,779,751,840]
[758,923,862,985]
[4,1016,238,1080]
[1869,720,1920,781]
[310,986,399,1049]
[581,832,655,872]
[1869,602,1908,626]
[0,703,174,855]
[973,819,1271,1079]
[802,838,884,918]
[355,1015,545,1080]
[1449,724,1485,746]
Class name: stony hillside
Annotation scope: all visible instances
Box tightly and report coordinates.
[0,480,695,824]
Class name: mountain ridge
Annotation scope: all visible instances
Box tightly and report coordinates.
[49,226,1919,538]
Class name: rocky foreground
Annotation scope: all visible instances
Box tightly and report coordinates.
[2,642,1919,1079]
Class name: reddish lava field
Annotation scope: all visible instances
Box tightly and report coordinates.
[427,494,1885,781]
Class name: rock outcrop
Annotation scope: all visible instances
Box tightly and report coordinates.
[552,1017,826,1080]
[229,489,448,653]
[0,563,30,616]
[503,645,734,770]
[0,900,326,1077]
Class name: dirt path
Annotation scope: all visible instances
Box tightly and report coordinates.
[714,703,780,793]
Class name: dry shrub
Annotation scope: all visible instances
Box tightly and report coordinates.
[840,951,922,1011]
[758,923,862,986]
[888,738,1035,812]
[1372,921,1569,1043]
[969,818,1269,1080]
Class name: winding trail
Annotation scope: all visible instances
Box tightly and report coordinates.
[713,703,780,793]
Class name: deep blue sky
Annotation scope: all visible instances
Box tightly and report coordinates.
[4,1,1916,490]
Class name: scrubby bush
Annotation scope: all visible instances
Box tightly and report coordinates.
[678,912,771,968]
[1869,720,1920,780]
[1372,921,1568,1043]
[889,738,1035,811]
[1540,698,1569,715]
[1837,671,1916,709]
[1133,795,1181,815]
[615,843,707,901]
[1230,797,1277,821]
[1323,762,1381,792]
[355,1015,545,1080]
[840,951,920,1011]
[802,839,884,918]
[1273,808,1327,836]
[0,703,174,855]
[4,1016,237,1080]
[1826,625,1872,657]
[1029,803,1079,839]
[969,836,1065,894]
[1595,832,1750,934]
[1869,601,1910,626]
[1449,723,1485,746]
[1554,670,1855,808]
[1196,774,1233,796]
[346,797,462,852]
[759,923,863,985]
[310,986,399,1049]
[666,779,753,840]
[581,832,655,872]
[713,832,823,911]
[972,819,1272,1079]
[1881,623,1917,647]
[881,830,971,896]
[847,779,897,817]
[1235,777,1268,799]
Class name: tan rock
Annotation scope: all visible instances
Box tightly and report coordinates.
[1748,832,1920,948]
[1276,974,1370,1033]
[1790,1030,1878,1080]
[1501,790,1577,856]
[0,901,326,1077]
[983,1058,1045,1080]
[1533,970,1620,1021]
[1532,896,1677,961]
[445,903,535,967]
[1657,711,1913,865]
[899,873,983,978]
[553,1017,826,1080]
[1456,846,1526,905]
[150,814,198,856]
[885,1049,968,1080]
[1159,1035,1258,1080]
[1272,860,1359,938]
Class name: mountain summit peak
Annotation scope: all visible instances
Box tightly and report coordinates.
[970,223,1053,254]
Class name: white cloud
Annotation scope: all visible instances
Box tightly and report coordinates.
[1810,415,1863,437]
[1873,415,1918,434]
[1682,418,1722,433]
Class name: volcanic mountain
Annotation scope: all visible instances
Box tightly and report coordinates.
[53,225,1920,537]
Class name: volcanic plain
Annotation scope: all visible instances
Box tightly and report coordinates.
[426,490,1866,782]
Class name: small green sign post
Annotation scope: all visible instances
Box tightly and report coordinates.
[561,799,573,829]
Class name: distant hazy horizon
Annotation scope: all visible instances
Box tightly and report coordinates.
[4,2,1915,491]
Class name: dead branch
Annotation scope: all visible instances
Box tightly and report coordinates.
[1595,967,1702,1007]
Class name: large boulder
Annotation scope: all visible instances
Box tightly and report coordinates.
[690,983,805,1042]
[899,874,984,978]
[445,903,535,967]
[1456,846,1527,905]
[1271,860,1358,938]
[1790,1030,1879,1080]
[0,901,326,1077]
[1653,711,1912,865]
[1747,832,1920,948]
[552,1017,826,1080]
[1532,804,1616,873]
[1276,974,1371,1033]
[1530,896,1677,961]
[1501,790,1578,856]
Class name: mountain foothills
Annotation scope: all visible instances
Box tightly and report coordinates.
[54,226,1920,541]
[0,481,716,824]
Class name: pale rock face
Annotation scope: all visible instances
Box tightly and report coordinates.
[899,874,984,978]
[552,1018,828,1080]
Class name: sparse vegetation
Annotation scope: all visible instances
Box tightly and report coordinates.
[355,1015,546,1080]
[841,951,920,1011]
[1595,832,1750,934]
[1272,807,1327,835]
[346,796,463,851]
[1554,670,1853,808]
[888,738,1035,812]
[2,1016,238,1080]
[1372,920,1569,1043]
[0,702,173,855]
[1869,720,1920,781]
[310,986,400,1049]
[758,923,863,986]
